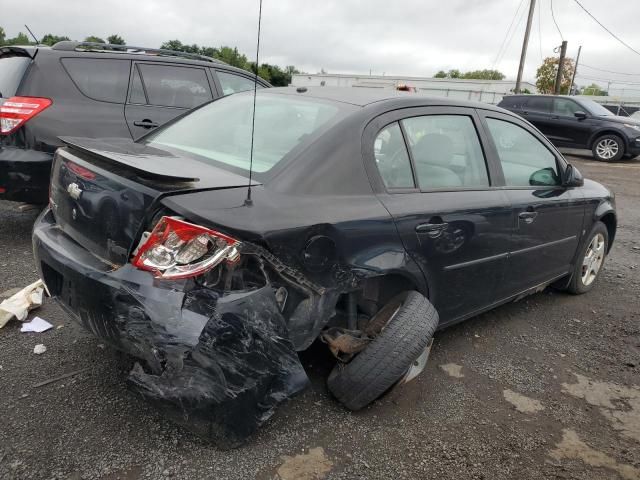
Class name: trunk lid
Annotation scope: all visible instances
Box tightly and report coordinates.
[50,137,258,265]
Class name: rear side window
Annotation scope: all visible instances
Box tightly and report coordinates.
[216,71,262,96]
[486,118,560,187]
[61,58,130,103]
[402,115,489,190]
[137,64,212,108]
[524,96,552,114]
[374,122,414,189]
[0,56,31,98]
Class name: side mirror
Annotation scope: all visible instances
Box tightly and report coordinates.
[574,111,587,120]
[563,164,584,187]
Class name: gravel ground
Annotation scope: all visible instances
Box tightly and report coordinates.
[0,153,638,480]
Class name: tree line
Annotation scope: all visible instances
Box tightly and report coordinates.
[0,27,299,86]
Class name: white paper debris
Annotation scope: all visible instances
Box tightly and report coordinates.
[21,316,54,333]
[0,280,45,328]
[33,344,47,355]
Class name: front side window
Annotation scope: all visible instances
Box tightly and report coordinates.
[486,118,560,187]
[61,58,130,103]
[374,122,414,189]
[402,115,489,189]
[553,98,581,117]
[137,64,212,108]
[146,92,345,174]
[217,71,262,96]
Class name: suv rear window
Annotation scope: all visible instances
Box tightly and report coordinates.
[61,58,130,103]
[0,56,30,98]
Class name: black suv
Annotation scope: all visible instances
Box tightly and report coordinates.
[498,95,640,162]
[0,41,269,203]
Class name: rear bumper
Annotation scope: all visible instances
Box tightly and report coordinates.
[32,208,309,447]
[0,146,52,203]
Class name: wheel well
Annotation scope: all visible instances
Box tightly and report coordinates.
[599,213,617,252]
[356,273,425,317]
[590,131,626,151]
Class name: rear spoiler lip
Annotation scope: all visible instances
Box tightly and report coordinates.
[58,136,200,183]
[0,45,37,59]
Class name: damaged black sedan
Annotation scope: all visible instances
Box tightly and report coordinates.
[33,87,616,447]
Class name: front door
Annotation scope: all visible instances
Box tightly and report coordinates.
[368,108,513,323]
[124,62,215,139]
[480,112,586,296]
[550,97,593,147]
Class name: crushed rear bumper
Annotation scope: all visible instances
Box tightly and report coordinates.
[32,208,309,448]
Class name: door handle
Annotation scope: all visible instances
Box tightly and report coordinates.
[416,222,449,238]
[518,211,538,224]
[133,119,159,129]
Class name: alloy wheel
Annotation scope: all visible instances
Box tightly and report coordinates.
[581,233,606,286]
[595,139,619,160]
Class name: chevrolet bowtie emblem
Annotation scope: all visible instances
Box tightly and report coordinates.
[67,182,82,200]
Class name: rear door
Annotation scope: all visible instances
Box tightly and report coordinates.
[124,62,214,138]
[479,110,585,296]
[521,96,554,138]
[550,97,593,147]
[366,107,513,324]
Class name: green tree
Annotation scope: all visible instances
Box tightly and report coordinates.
[433,70,447,78]
[462,69,505,80]
[107,34,125,45]
[0,27,6,45]
[40,34,70,46]
[580,83,607,96]
[84,36,106,43]
[215,46,249,69]
[535,56,575,94]
[3,32,32,46]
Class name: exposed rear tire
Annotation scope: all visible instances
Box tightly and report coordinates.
[566,221,609,294]
[327,291,438,411]
[592,135,624,162]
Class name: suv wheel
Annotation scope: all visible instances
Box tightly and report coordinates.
[592,135,624,162]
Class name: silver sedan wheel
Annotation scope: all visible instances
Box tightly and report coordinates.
[595,138,619,160]
[581,233,606,286]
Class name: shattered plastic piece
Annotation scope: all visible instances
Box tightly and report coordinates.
[0,280,45,328]
[20,316,53,333]
[33,344,47,355]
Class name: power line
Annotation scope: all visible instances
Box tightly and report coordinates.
[580,63,640,77]
[572,0,640,57]
[575,74,640,86]
[550,0,563,41]
[496,0,529,68]
[493,0,526,68]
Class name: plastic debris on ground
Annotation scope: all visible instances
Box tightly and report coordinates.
[0,280,45,328]
[20,316,54,333]
[33,344,47,355]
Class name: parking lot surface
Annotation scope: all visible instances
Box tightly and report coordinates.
[0,153,639,480]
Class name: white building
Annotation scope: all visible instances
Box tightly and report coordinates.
[291,73,538,105]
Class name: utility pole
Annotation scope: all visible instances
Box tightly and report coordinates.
[569,45,581,95]
[554,40,568,94]
[515,0,536,94]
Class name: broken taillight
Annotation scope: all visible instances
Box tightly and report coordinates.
[0,97,52,135]
[132,216,240,280]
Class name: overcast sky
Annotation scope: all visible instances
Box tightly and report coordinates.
[3,0,640,90]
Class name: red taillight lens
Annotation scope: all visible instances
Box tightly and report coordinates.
[0,96,52,135]
[66,161,97,180]
[132,216,240,280]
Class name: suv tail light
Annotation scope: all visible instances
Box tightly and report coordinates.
[132,216,240,280]
[0,97,52,135]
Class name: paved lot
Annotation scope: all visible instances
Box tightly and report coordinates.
[0,153,639,480]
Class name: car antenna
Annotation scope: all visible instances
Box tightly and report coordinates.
[244,0,263,207]
[24,25,40,45]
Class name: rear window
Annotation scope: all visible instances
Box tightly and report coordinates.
[61,58,130,103]
[145,92,347,175]
[0,56,30,98]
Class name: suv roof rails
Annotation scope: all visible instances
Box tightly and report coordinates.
[50,41,228,65]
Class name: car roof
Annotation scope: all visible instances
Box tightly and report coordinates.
[263,86,508,112]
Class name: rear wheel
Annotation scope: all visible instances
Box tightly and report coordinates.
[567,221,608,294]
[327,291,438,411]
[592,135,624,162]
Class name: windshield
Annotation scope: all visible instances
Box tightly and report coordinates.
[145,92,346,175]
[0,56,31,98]
[578,98,613,116]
